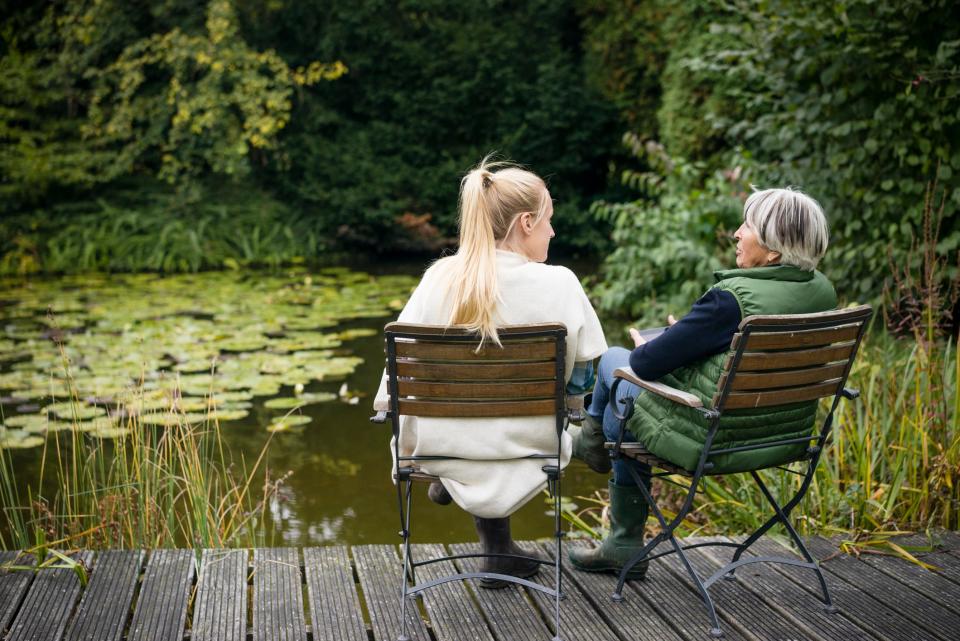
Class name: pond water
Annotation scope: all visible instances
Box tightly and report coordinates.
[0,261,609,547]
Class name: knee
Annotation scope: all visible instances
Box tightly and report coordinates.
[599,346,631,378]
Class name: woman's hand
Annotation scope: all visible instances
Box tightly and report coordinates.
[667,314,678,326]
[628,327,646,348]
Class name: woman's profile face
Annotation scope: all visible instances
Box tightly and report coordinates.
[734,221,772,268]
[524,196,555,263]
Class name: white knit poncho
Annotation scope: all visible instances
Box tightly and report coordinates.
[374,250,607,518]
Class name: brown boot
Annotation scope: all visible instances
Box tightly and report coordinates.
[473,516,541,588]
[427,481,452,505]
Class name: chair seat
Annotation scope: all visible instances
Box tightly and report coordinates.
[605,441,692,476]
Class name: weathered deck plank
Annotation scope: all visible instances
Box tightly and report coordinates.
[0,536,957,641]
[193,549,247,641]
[592,540,754,641]
[805,535,960,641]
[303,546,368,641]
[853,540,960,611]
[253,547,307,641]
[353,544,430,641]
[552,541,686,641]
[753,537,943,641]
[64,550,143,641]
[450,542,552,641]
[127,549,195,641]
[0,551,34,637]
[932,530,960,555]
[698,537,876,641]
[916,548,960,585]
[659,538,827,640]
[411,543,495,641]
[6,551,91,641]
[516,541,620,641]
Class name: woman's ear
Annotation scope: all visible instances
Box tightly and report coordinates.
[521,212,534,235]
[766,250,782,264]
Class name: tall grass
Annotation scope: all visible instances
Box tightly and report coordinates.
[0,352,283,551]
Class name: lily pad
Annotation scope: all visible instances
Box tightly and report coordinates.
[218,336,269,352]
[267,414,312,431]
[139,412,209,427]
[174,359,219,373]
[0,428,44,449]
[44,402,107,420]
[336,328,378,341]
[23,420,75,434]
[263,392,336,409]
[89,427,131,439]
[3,414,51,429]
[76,417,120,433]
[207,409,249,422]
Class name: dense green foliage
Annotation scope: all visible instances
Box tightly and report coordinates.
[587,0,960,323]
[1,0,617,272]
[251,0,616,251]
[2,0,958,316]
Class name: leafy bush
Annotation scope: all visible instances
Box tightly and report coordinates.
[591,134,753,324]
[681,0,960,297]
[582,0,960,307]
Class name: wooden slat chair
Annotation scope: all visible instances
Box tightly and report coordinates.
[604,305,873,638]
[371,322,579,641]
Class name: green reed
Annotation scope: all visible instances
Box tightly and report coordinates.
[0,358,282,551]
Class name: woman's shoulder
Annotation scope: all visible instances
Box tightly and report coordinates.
[516,260,581,288]
[420,255,457,282]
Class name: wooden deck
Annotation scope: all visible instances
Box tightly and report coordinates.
[2,534,959,641]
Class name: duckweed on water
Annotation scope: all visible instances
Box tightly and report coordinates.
[0,269,417,446]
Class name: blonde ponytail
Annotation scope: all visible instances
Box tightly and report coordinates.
[443,156,551,345]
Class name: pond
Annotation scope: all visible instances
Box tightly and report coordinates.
[0,261,609,548]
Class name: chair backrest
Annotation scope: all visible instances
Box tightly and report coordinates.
[383,322,567,419]
[712,304,873,412]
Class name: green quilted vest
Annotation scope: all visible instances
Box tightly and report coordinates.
[626,265,838,473]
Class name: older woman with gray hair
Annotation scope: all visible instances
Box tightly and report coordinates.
[569,187,836,578]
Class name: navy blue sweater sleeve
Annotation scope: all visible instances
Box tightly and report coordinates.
[628,289,742,381]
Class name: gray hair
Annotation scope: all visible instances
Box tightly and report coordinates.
[743,187,829,271]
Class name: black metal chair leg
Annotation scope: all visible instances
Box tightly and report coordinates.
[724,511,782,581]
[617,465,724,637]
[397,479,414,641]
[727,466,810,579]
[670,533,725,638]
[552,474,564,641]
[746,470,838,613]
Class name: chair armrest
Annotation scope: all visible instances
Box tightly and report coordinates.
[613,367,703,408]
[841,387,860,400]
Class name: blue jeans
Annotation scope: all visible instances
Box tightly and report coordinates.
[586,347,652,488]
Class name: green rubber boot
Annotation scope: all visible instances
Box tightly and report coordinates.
[570,413,612,474]
[569,479,649,579]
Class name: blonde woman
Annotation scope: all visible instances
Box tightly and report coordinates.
[373,157,607,587]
